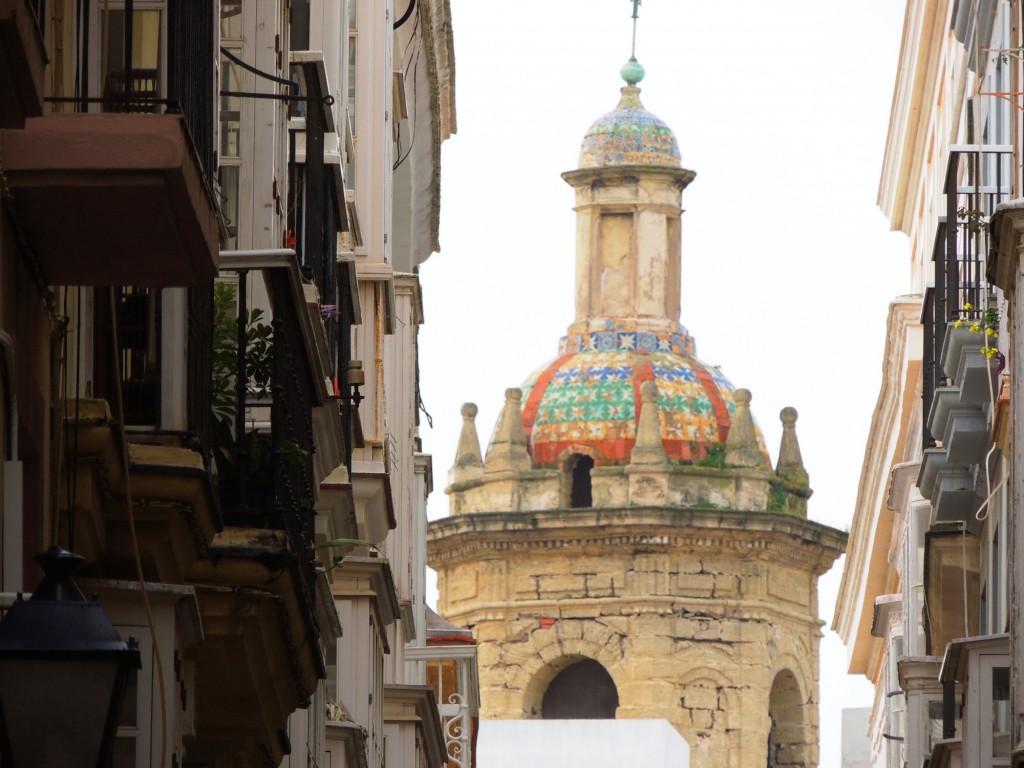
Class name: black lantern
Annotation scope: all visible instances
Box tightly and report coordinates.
[0,548,140,768]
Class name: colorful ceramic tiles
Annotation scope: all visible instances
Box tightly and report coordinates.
[519,349,755,468]
[559,329,696,357]
[578,90,681,170]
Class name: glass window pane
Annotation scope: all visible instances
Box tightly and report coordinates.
[993,665,1010,758]
[100,9,162,111]
[220,165,240,250]
[220,0,242,39]
[220,56,241,158]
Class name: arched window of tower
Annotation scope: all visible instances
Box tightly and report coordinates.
[766,669,808,768]
[541,659,618,719]
[568,454,594,508]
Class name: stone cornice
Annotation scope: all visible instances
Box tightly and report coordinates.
[440,595,827,633]
[449,462,776,495]
[382,684,446,768]
[428,507,846,575]
[331,556,400,630]
[833,296,921,668]
[562,165,696,190]
[897,656,942,692]
[878,0,952,233]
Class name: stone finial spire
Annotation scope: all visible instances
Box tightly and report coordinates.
[776,407,809,485]
[449,403,484,485]
[484,388,532,473]
[724,389,767,469]
[630,381,667,465]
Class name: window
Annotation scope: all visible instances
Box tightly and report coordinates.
[986,658,1010,763]
[927,698,961,754]
[112,637,146,767]
[568,454,594,508]
[91,2,166,112]
[942,636,1009,766]
[219,3,243,251]
[92,287,162,427]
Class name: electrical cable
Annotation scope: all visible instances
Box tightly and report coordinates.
[393,0,416,30]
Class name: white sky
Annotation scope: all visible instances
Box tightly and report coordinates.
[418,1,910,765]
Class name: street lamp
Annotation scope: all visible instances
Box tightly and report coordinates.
[0,547,140,768]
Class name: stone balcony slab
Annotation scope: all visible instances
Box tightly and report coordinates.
[0,113,218,286]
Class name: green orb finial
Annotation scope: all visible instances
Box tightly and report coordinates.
[621,57,645,86]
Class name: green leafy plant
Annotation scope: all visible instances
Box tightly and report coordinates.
[211,283,309,504]
[315,538,375,571]
[957,207,987,234]
[697,444,726,468]
[767,484,787,513]
[212,282,273,449]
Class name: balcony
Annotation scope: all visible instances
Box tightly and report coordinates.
[383,686,446,768]
[922,145,1012,450]
[927,386,987,465]
[352,460,397,545]
[185,530,329,767]
[407,608,481,768]
[61,399,221,583]
[938,634,1010,768]
[160,251,337,765]
[0,0,46,128]
[918,146,1009,535]
[0,1,219,286]
[0,113,219,286]
[924,525,980,654]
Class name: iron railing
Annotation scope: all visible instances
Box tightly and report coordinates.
[287,62,339,370]
[218,258,321,601]
[187,280,214,452]
[58,0,216,182]
[167,0,216,177]
[923,144,1013,448]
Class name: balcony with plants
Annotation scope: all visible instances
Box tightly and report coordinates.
[919,145,1010,536]
[915,143,1013,768]
[177,250,345,765]
[56,248,346,764]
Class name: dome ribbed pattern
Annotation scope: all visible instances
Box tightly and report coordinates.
[518,349,757,467]
[578,86,681,170]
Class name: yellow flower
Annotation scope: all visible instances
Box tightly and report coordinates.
[987,327,997,337]
[954,319,964,329]
[970,322,981,333]
[964,302,974,310]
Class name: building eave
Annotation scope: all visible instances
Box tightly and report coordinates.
[833,296,922,676]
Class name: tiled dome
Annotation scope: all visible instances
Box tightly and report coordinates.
[518,347,761,468]
[578,86,681,170]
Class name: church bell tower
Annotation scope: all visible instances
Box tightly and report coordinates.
[427,48,846,768]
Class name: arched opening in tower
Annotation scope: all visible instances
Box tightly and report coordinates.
[767,669,808,768]
[541,658,618,719]
[569,454,594,508]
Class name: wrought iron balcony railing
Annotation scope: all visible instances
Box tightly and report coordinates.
[217,252,329,599]
[923,144,1013,449]
[51,0,216,182]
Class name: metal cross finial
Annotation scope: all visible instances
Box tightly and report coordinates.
[630,0,642,59]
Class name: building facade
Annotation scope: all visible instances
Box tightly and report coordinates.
[834,1,1019,766]
[0,1,474,766]
[427,60,845,768]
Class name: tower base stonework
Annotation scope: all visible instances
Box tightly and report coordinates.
[430,506,844,768]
